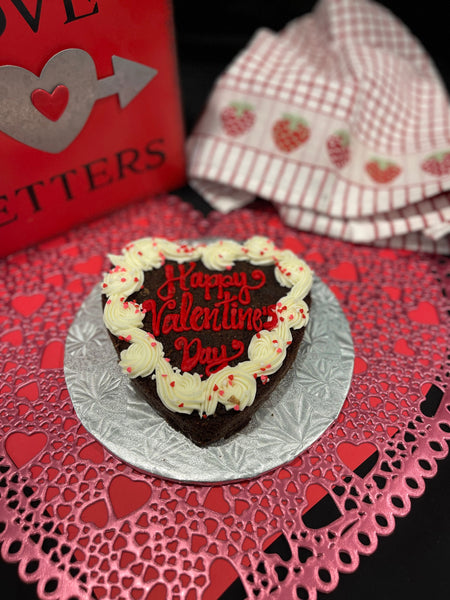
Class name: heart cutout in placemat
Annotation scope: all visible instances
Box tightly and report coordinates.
[329,262,358,281]
[5,431,47,467]
[302,483,342,529]
[74,255,104,274]
[79,441,105,464]
[394,338,415,356]
[337,441,378,475]
[407,301,440,325]
[12,293,45,317]
[40,340,65,369]
[108,474,152,519]
[203,486,231,514]
[80,499,109,528]
[203,558,245,600]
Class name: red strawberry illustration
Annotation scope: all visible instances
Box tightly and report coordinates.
[220,102,255,136]
[365,158,401,184]
[327,130,350,168]
[272,114,310,153]
[421,151,450,176]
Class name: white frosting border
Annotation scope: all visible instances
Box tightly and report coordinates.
[102,236,313,416]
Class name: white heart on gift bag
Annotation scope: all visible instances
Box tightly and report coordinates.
[0,48,157,153]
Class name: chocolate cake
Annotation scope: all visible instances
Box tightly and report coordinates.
[101,236,313,446]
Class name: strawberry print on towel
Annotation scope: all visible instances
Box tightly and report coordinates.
[365,159,402,184]
[327,130,351,169]
[221,102,255,137]
[272,114,310,153]
[421,151,450,177]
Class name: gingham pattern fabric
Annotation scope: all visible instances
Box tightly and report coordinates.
[186,0,450,253]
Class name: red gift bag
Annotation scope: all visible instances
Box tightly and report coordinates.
[0,0,186,257]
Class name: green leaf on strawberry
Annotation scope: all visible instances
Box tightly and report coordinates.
[273,113,310,152]
[365,158,401,184]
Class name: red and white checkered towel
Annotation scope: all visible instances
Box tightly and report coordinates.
[186,0,450,254]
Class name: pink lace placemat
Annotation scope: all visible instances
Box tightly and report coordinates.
[0,194,449,600]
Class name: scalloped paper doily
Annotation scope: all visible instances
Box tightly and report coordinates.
[0,195,449,600]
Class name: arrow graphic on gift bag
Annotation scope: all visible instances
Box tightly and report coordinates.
[96,55,157,109]
[0,48,158,153]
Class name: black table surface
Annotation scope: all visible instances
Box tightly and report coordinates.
[2,1,449,598]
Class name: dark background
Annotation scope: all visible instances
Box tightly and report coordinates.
[1,1,449,598]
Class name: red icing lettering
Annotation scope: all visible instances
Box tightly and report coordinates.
[157,262,196,300]
[143,292,277,338]
[140,261,280,373]
[157,262,266,303]
[175,337,245,375]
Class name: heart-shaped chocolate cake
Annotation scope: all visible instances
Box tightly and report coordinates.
[101,237,313,446]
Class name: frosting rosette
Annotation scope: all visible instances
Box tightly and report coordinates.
[109,238,165,270]
[243,236,277,265]
[285,275,314,304]
[155,239,203,263]
[247,328,289,376]
[276,297,310,330]
[203,366,257,415]
[118,329,162,378]
[200,240,245,270]
[275,249,312,288]
[155,368,203,414]
[103,298,144,336]
[102,265,143,297]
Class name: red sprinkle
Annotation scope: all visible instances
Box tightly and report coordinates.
[170,381,175,387]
